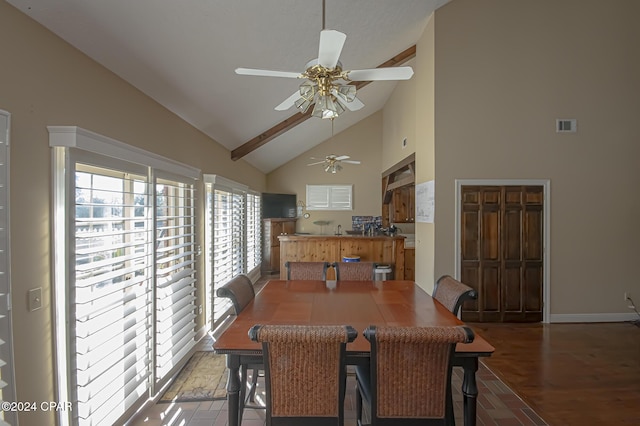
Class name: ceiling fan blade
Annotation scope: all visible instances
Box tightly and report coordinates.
[307,161,325,166]
[235,68,302,79]
[342,160,361,164]
[275,91,301,111]
[335,155,350,161]
[346,66,414,81]
[333,90,365,111]
[318,29,347,69]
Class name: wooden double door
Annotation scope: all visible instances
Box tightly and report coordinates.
[460,185,544,322]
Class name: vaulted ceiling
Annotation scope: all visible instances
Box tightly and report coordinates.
[7,0,450,173]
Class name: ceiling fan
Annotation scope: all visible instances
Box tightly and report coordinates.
[308,154,361,173]
[235,1,414,120]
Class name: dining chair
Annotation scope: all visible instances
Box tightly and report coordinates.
[249,324,358,426]
[433,274,478,317]
[215,274,262,420]
[334,261,376,281]
[355,325,474,426]
[285,261,330,280]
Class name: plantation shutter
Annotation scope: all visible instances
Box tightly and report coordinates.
[50,126,201,426]
[306,184,353,210]
[246,192,261,273]
[231,190,245,277]
[72,159,153,426]
[205,176,247,326]
[0,111,16,426]
[154,174,197,382]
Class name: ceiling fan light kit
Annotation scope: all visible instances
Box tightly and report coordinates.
[234,2,414,121]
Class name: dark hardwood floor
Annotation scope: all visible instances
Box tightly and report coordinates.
[472,322,640,426]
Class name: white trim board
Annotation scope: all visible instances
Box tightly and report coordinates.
[454,179,551,323]
[549,313,639,323]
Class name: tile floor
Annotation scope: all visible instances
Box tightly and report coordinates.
[130,275,547,426]
[130,335,547,426]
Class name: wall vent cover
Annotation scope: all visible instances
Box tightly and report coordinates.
[556,118,577,133]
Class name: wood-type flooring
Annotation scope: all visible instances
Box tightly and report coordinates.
[473,322,640,426]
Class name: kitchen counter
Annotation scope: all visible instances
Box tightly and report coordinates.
[285,234,406,240]
[278,234,406,279]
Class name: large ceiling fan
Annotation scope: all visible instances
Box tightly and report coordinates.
[235,1,414,120]
[308,154,361,173]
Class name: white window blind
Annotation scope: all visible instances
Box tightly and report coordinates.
[0,110,16,426]
[73,162,153,426]
[306,184,353,210]
[50,126,201,426]
[204,175,261,329]
[154,175,197,382]
[210,187,245,324]
[246,192,262,273]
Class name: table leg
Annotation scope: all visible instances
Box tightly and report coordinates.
[460,357,479,426]
[225,354,241,426]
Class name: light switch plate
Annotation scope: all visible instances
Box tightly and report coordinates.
[28,287,42,312]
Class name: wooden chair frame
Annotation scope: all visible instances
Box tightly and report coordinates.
[249,324,358,426]
[285,261,330,280]
[355,325,474,426]
[215,274,262,420]
[433,275,478,317]
[333,261,376,281]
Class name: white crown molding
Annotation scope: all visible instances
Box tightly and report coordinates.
[48,126,200,179]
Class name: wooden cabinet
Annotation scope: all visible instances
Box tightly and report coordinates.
[391,185,415,223]
[278,235,406,280]
[404,247,415,281]
[262,218,296,273]
[382,154,416,227]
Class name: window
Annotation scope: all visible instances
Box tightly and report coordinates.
[51,127,200,426]
[0,110,16,426]
[306,184,353,210]
[246,192,262,272]
[204,176,261,329]
[154,174,197,382]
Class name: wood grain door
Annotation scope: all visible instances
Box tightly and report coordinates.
[460,185,544,322]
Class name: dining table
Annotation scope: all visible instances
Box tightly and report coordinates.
[213,279,495,426]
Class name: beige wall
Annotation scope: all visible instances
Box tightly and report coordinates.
[0,3,265,423]
[382,74,416,171]
[433,0,640,317]
[414,15,436,293]
[267,112,383,233]
[381,19,436,293]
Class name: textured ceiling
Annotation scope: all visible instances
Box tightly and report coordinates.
[8,0,450,172]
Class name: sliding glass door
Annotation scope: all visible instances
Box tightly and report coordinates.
[51,127,200,426]
[204,176,261,330]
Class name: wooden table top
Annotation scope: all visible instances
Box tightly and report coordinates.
[214,280,494,356]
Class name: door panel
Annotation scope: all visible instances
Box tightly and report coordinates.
[460,185,544,322]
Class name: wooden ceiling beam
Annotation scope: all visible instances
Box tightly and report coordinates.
[231,45,417,161]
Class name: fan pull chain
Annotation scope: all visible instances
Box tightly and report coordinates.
[322,0,326,30]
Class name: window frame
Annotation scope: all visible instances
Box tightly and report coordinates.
[0,110,17,426]
[50,126,200,426]
[203,175,261,330]
[305,184,353,211]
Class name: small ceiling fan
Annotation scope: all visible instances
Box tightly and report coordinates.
[308,154,360,173]
[235,0,414,120]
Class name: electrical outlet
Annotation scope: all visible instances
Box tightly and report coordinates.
[198,304,203,315]
[28,287,42,312]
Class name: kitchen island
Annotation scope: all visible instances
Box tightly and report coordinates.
[278,234,406,279]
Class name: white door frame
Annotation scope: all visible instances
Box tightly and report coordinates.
[454,179,551,323]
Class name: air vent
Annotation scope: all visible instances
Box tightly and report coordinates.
[556,118,577,133]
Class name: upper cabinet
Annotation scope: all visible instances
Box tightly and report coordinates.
[381,154,415,226]
[391,184,415,223]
